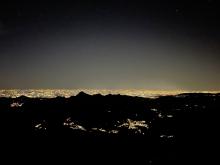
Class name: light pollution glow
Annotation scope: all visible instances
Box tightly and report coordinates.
[0,89,219,98]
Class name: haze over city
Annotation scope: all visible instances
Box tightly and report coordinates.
[0,0,219,90]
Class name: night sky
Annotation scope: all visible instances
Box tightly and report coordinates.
[0,0,220,90]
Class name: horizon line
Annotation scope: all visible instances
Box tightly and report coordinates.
[0,88,220,93]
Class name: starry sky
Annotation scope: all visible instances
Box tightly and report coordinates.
[0,0,220,90]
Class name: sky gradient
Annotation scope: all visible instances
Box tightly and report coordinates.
[0,0,220,90]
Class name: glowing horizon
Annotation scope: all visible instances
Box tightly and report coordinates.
[1,89,219,98]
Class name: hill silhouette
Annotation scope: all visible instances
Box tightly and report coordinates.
[0,92,219,164]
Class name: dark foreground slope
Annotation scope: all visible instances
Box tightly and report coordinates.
[0,92,219,164]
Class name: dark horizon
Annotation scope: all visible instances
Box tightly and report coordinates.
[1,0,220,90]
